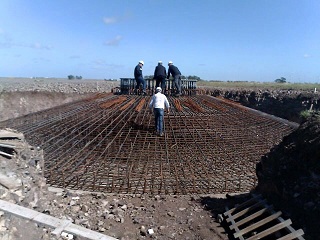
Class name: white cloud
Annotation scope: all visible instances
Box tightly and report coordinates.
[303,54,311,58]
[0,35,53,50]
[105,35,123,46]
[93,59,106,65]
[103,17,117,24]
[103,12,132,25]
[29,42,53,50]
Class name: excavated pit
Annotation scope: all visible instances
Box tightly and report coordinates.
[0,92,298,195]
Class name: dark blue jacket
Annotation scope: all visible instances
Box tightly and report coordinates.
[154,65,166,79]
[167,65,181,78]
[134,64,143,79]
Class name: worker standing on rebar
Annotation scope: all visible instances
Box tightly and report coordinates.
[153,61,167,95]
[134,60,146,95]
[149,87,170,136]
[167,61,182,96]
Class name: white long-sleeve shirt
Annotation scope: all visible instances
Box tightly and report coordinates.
[149,92,170,109]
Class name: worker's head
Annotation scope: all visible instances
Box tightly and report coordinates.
[156,87,162,93]
[158,61,162,65]
[139,60,144,65]
[168,61,173,66]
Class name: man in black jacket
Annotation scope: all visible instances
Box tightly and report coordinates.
[167,61,181,96]
[153,61,167,94]
[134,60,146,95]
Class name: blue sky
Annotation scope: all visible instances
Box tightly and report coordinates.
[0,0,319,82]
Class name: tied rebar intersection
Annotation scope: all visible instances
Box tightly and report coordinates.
[0,93,298,194]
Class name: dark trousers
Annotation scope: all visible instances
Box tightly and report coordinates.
[173,75,181,94]
[154,108,164,134]
[155,76,166,93]
[135,77,146,91]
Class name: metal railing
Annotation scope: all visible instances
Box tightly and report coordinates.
[120,78,197,95]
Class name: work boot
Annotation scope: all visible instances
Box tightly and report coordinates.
[160,132,164,137]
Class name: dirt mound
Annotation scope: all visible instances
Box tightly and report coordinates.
[206,88,320,123]
[256,112,320,239]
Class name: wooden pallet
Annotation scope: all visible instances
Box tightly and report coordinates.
[222,194,305,240]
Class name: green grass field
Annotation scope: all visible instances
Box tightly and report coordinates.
[1,77,319,91]
[197,80,320,91]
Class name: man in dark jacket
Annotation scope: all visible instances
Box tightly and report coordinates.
[153,61,167,94]
[134,60,146,95]
[167,61,181,96]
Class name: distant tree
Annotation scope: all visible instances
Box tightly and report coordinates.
[187,75,201,80]
[68,75,75,80]
[76,76,82,79]
[144,75,154,79]
[275,77,286,83]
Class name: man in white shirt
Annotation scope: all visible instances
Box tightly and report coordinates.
[149,87,170,136]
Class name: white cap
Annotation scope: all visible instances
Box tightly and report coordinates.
[139,60,144,65]
[168,61,173,64]
[156,87,162,92]
[158,61,162,64]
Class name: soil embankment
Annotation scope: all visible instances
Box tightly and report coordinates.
[0,78,118,121]
[256,112,320,240]
[206,88,320,123]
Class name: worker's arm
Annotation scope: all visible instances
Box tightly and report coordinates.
[149,96,154,113]
[164,97,170,113]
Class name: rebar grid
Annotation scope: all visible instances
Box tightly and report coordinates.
[0,94,298,194]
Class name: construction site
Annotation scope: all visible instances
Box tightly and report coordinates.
[0,77,318,240]
[0,78,298,195]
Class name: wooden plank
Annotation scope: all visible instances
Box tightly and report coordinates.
[224,194,262,215]
[230,205,273,230]
[234,211,282,238]
[0,150,13,157]
[276,216,305,240]
[277,229,305,240]
[224,207,245,240]
[0,199,118,240]
[0,143,16,148]
[246,219,292,240]
[227,199,267,222]
[263,203,305,240]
